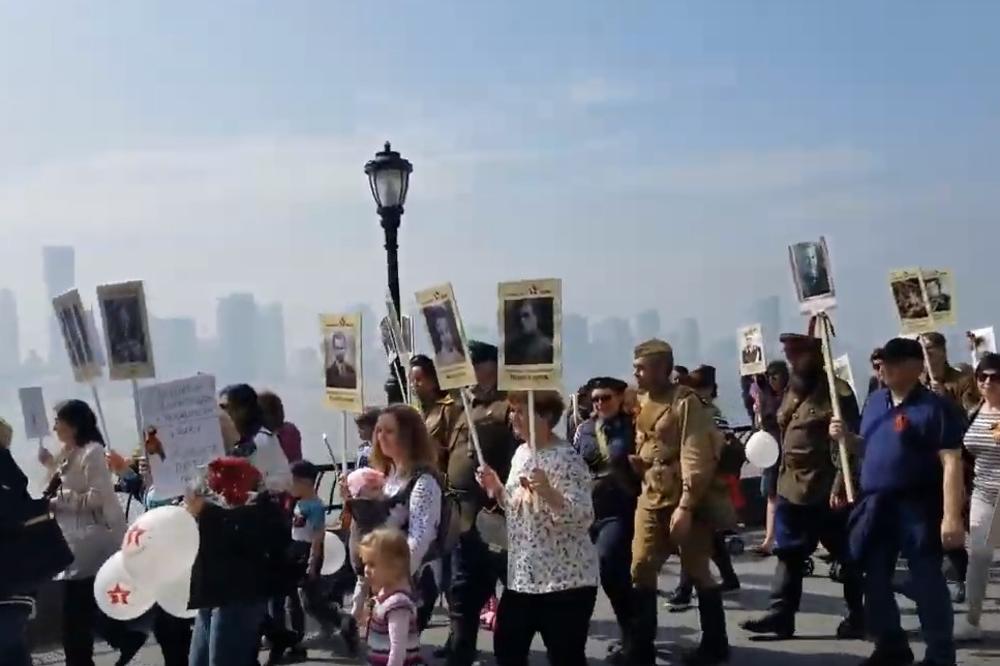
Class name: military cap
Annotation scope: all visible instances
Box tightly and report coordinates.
[921,332,946,349]
[882,337,924,363]
[634,338,673,359]
[586,376,629,393]
[779,333,822,353]
[468,340,498,365]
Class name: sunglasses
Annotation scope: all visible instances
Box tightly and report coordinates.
[976,372,999,383]
[591,393,616,404]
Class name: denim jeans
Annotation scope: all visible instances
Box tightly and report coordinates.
[0,603,32,666]
[862,501,954,665]
[189,602,267,666]
[591,515,633,635]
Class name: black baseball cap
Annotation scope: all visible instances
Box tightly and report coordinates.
[468,340,498,365]
[882,338,924,364]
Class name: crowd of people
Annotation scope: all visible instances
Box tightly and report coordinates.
[1,331,998,666]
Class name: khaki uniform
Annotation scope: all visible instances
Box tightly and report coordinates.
[421,393,463,474]
[630,384,734,588]
[931,364,980,416]
[776,377,860,505]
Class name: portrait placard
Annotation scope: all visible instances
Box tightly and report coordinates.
[97,281,156,380]
[969,326,996,366]
[138,374,225,499]
[52,289,101,382]
[922,269,956,327]
[788,236,837,314]
[833,355,857,396]
[498,278,562,391]
[889,268,934,335]
[18,387,50,441]
[738,324,767,377]
[321,313,364,413]
[416,283,475,390]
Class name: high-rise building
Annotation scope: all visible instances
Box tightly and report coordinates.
[43,246,75,367]
[634,309,661,341]
[216,293,258,382]
[0,289,20,374]
[750,295,781,360]
[150,316,198,378]
[257,303,287,381]
[675,317,701,366]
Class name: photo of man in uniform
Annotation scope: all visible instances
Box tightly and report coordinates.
[70,303,94,366]
[792,241,832,300]
[325,330,358,390]
[57,308,84,368]
[104,296,149,364]
[503,297,555,366]
[741,330,763,366]
[891,277,929,320]
[924,275,952,315]
[423,302,466,367]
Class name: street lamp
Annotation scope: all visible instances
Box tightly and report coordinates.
[365,141,413,404]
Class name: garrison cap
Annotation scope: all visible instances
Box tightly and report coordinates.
[634,339,673,359]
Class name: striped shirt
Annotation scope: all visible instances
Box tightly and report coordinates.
[964,408,1000,504]
[366,590,423,666]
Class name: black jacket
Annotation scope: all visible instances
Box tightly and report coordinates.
[188,493,291,609]
[1,449,39,599]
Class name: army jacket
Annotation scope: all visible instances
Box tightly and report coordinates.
[777,377,860,505]
[421,393,463,474]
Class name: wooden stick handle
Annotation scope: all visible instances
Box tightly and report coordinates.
[818,315,856,504]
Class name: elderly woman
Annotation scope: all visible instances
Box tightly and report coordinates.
[954,352,1000,641]
[480,390,598,666]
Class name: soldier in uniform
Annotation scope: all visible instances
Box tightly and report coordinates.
[628,339,733,666]
[410,354,463,473]
[742,333,865,639]
[922,332,980,413]
[443,342,518,666]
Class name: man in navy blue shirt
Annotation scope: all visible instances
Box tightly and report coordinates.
[833,337,966,666]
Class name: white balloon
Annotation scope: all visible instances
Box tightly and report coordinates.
[746,430,780,469]
[321,531,347,577]
[121,506,200,587]
[155,569,197,619]
[94,551,156,621]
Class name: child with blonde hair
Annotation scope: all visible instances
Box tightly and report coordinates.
[359,528,424,666]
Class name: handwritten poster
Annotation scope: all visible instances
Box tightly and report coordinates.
[138,375,225,498]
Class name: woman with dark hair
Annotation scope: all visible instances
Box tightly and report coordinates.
[260,391,303,464]
[750,361,789,557]
[343,404,445,632]
[37,400,141,666]
[480,390,598,666]
[220,384,291,493]
[409,355,461,473]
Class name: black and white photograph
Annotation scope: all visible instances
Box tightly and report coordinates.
[321,313,364,413]
[923,269,956,326]
[889,268,933,335]
[498,278,562,391]
[97,280,156,380]
[415,283,475,390]
[788,237,837,313]
[738,324,767,376]
[52,289,101,382]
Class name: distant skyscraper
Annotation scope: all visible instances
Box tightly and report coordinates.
[0,289,20,374]
[562,313,590,389]
[151,316,198,377]
[43,246,75,367]
[634,309,661,341]
[750,295,781,360]
[675,317,701,366]
[217,293,258,382]
[257,303,287,381]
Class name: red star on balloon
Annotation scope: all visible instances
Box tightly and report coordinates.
[107,584,131,605]
[124,526,146,548]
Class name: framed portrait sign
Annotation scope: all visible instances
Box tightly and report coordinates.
[415,283,475,390]
[889,268,934,335]
[498,278,562,391]
[97,281,155,380]
[320,313,364,413]
[922,269,956,327]
[52,289,102,382]
[833,354,857,396]
[969,326,996,366]
[788,236,837,314]
[738,323,766,377]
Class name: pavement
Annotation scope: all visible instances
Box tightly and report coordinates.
[30,533,1000,665]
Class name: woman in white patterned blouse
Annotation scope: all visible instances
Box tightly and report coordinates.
[479,390,598,666]
[954,353,1000,642]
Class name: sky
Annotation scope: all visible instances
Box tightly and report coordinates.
[1,1,999,357]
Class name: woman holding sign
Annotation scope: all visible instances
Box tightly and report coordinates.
[479,390,598,666]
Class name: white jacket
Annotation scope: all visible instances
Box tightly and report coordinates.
[252,429,292,494]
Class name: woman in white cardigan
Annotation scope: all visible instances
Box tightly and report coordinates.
[38,399,134,666]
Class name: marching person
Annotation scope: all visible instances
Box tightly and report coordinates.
[666,366,741,611]
[478,390,598,666]
[868,348,886,397]
[627,340,733,666]
[741,333,865,640]
[953,352,1000,641]
[410,354,462,473]
[259,391,303,464]
[840,337,966,666]
[219,384,292,494]
[572,376,639,663]
[750,360,790,556]
[443,341,518,666]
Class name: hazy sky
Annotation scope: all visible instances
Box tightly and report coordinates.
[1,2,998,356]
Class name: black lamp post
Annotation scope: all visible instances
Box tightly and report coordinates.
[365,141,413,404]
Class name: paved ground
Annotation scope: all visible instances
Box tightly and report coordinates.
[31,534,1000,665]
